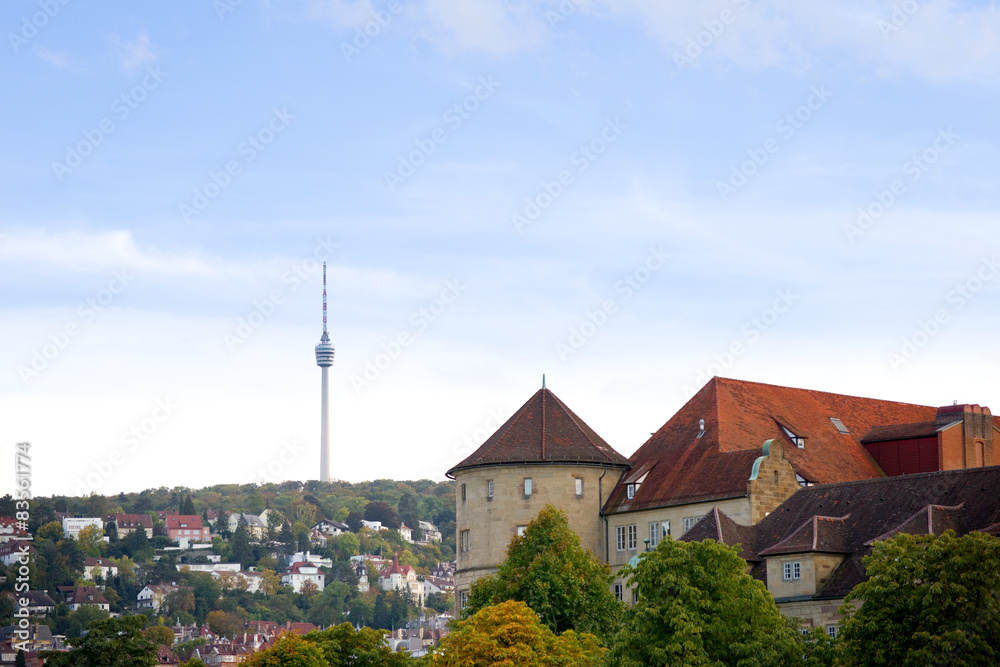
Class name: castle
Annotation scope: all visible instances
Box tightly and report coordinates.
[448,376,999,631]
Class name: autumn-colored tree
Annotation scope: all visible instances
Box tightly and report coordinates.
[244,633,327,667]
[260,568,282,595]
[145,624,176,646]
[610,537,804,666]
[37,520,64,541]
[432,599,605,667]
[465,505,621,642]
[206,610,244,638]
[305,623,412,666]
[77,524,105,557]
[839,530,1000,666]
[300,579,319,597]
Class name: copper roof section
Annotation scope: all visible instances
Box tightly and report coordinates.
[447,388,630,475]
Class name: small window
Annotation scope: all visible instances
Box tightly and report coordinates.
[632,590,639,604]
[773,470,779,484]
[616,526,626,551]
[524,478,533,496]
[826,625,838,638]
[459,591,468,609]
[800,629,810,636]
[516,525,527,537]
[460,530,470,553]
[783,561,801,581]
[613,583,623,601]
[461,484,467,502]
[649,521,660,547]
[626,483,635,500]
[781,425,805,449]
[830,417,850,435]
[575,478,583,496]
[662,520,670,538]
[487,480,493,499]
[627,524,637,550]
[683,517,694,533]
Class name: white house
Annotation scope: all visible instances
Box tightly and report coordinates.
[227,513,266,539]
[61,517,103,540]
[288,551,333,569]
[83,557,118,582]
[241,571,264,594]
[378,556,424,607]
[399,525,413,543]
[137,584,179,611]
[418,521,442,543]
[281,562,325,593]
[176,562,242,574]
[360,520,382,531]
[312,520,348,536]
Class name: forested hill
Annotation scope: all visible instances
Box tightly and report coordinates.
[15,478,457,554]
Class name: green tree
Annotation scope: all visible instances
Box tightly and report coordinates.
[37,520,64,541]
[432,599,605,667]
[42,615,157,667]
[145,624,176,646]
[348,597,375,628]
[465,505,621,643]
[206,610,243,638]
[839,530,1000,666]
[305,623,411,666]
[182,495,197,516]
[364,502,400,530]
[610,537,804,666]
[232,517,253,568]
[14,650,26,667]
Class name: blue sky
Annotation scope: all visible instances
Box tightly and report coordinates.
[2,0,999,497]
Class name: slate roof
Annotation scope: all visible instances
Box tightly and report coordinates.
[604,377,944,513]
[682,464,1000,600]
[113,513,153,529]
[447,388,630,475]
[66,586,109,606]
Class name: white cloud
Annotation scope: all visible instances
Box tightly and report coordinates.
[36,47,71,69]
[111,29,159,73]
[418,0,546,55]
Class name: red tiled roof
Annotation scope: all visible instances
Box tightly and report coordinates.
[447,388,630,474]
[604,377,939,513]
[165,515,204,531]
[114,513,153,529]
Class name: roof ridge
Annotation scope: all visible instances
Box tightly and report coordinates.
[714,376,936,409]
[541,389,547,460]
[475,393,537,463]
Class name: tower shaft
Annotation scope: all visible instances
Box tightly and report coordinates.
[320,366,330,483]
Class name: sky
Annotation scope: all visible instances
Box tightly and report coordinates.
[1,0,999,498]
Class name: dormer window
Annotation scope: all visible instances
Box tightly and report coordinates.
[781,425,805,449]
[626,484,635,500]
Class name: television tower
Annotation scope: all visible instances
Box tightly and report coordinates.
[315,262,335,482]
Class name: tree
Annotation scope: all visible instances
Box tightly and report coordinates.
[839,530,1000,666]
[346,512,364,534]
[145,625,176,646]
[232,517,253,568]
[432,599,605,667]
[14,650,26,667]
[37,520,64,541]
[465,505,621,642]
[348,597,375,629]
[306,623,412,666]
[77,524,105,557]
[424,592,453,614]
[182,495,197,516]
[280,520,296,555]
[610,537,804,666]
[244,633,326,667]
[42,615,158,667]
[397,494,421,541]
[206,610,243,638]
[363,502,400,530]
[300,580,319,597]
[260,568,282,596]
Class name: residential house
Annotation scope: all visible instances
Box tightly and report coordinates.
[360,520,382,531]
[312,520,348,537]
[111,513,153,538]
[165,515,210,542]
[155,644,181,665]
[418,521,442,543]
[682,464,1000,633]
[61,517,102,540]
[281,562,324,594]
[378,556,424,607]
[355,561,369,593]
[0,591,55,617]
[0,542,34,568]
[65,586,110,612]
[0,518,29,544]
[287,551,332,570]
[83,557,118,582]
[138,584,180,611]
[227,513,266,540]
[398,525,413,543]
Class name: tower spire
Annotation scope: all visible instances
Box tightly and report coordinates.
[323,262,328,335]
[315,263,335,483]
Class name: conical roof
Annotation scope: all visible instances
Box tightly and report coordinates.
[447,388,630,475]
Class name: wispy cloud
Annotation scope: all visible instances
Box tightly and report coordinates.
[36,46,71,69]
[111,29,159,73]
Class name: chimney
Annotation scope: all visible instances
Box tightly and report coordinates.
[936,403,994,469]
